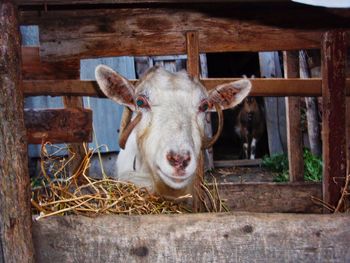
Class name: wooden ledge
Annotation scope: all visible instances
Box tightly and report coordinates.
[25,108,93,144]
[33,213,350,262]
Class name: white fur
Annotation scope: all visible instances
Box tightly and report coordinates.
[117,69,205,191]
[95,66,251,194]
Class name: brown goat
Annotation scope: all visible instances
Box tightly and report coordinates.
[235,97,265,159]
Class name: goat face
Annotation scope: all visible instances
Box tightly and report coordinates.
[95,65,251,192]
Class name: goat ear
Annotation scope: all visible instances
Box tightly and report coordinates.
[208,79,252,110]
[95,65,136,111]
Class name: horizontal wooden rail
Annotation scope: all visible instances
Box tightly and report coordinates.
[19,7,349,63]
[32,212,350,262]
[217,182,322,213]
[214,159,262,167]
[22,46,79,80]
[25,108,93,144]
[23,78,350,97]
[16,0,289,5]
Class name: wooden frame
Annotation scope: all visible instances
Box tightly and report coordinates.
[1,1,350,262]
[33,212,350,262]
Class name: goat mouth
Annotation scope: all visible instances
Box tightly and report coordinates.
[156,167,192,183]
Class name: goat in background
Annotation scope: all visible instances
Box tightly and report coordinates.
[235,97,265,159]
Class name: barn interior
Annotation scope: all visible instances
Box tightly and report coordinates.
[207,52,270,160]
[1,1,350,262]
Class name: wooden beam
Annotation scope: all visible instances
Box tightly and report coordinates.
[16,0,290,5]
[217,182,322,213]
[347,96,350,174]
[0,2,34,262]
[22,46,80,80]
[32,212,350,262]
[186,31,200,78]
[23,78,350,97]
[214,159,262,167]
[321,30,347,211]
[186,31,204,212]
[19,7,348,62]
[284,51,304,182]
[62,97,87,180]
[25,108,93,144]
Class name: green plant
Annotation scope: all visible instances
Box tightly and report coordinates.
[262,153,289,173]
[262,148,322,182]
[303,148,322,182]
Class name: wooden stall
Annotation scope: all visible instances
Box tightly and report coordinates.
[1,0,350,262]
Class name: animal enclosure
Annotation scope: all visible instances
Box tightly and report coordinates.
[1,1,350,262]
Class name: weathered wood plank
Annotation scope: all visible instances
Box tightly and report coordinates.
[259,52,286,155]
[284,51,304,182]
[299,50,322,157]
[186,31,204,212]
[19,7,350,62]
[321,31,347,210]
[22,46,80,80]
[62,97,87,179]
[214,158,262,167]
[16,0,289,5]
[25,108,93,144]
[23,78,350,97]
[0,2,35,262]
[186,31,200,78]
[347,96,350,173]
[32,212,350,263]
[218,182,322,213]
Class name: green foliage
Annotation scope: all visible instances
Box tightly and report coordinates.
[262,153,289,173]
[303,148,322,182]
[262,148,322,182]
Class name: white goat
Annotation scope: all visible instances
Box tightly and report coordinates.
[95,65,251,199]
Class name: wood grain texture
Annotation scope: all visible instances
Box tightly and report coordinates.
[186,31,203,212]
[22,46,79,80]
[62,97,87,179]
[25,108,93,144]
[284,51,304,182]
[32,212,350,263]
[218,182,322,213]
[186,31,200,78]
[214,158,262,167]
[23,78,350,97]
[0,2,35,262]
[16,0,290,5]
[321,31,347,210]
[19,6,350,63]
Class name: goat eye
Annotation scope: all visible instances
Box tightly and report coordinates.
[136,96,149,109]
[199,100,210,112]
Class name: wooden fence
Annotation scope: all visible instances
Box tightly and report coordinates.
[1,1,350,262]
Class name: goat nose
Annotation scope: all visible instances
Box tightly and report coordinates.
[166,151,191,170]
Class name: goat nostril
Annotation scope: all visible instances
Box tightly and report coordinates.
[182,154,191,168]
[166,151,191,169]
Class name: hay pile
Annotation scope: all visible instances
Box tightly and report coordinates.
[31,143,226,219]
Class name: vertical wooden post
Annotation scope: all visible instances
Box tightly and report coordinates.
[0,1,35,262]
[321,30,347,210]
[347,96,350,171]
[186,31,204,212]
[186,31,200,77]
[62,96,87,181]
[283,51,304,182]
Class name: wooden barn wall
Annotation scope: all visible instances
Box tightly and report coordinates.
[21,26,135,156]
[19,5,350,70]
